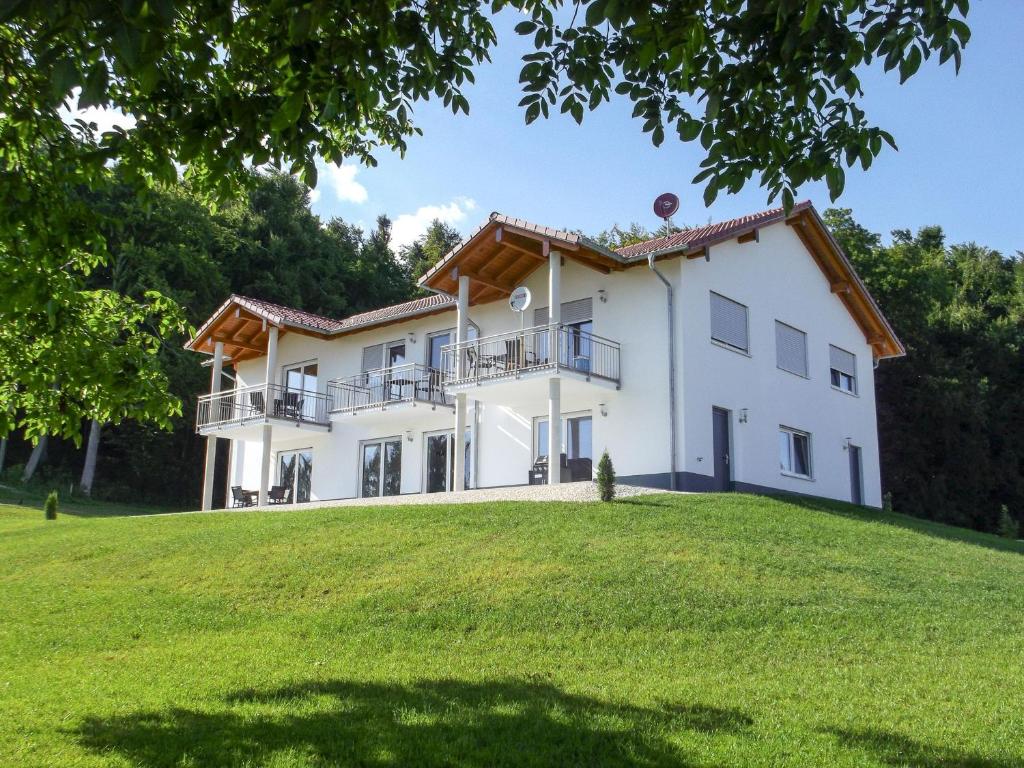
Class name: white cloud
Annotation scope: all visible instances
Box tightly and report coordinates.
[320,162,368,204]
[308,187,321,204]
[391,197,477,250]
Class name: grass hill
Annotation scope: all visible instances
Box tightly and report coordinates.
[1,493,1022,767]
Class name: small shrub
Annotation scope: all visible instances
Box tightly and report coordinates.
[596,451,616,502]
[44,490,58,520]
[997,505,1019,540]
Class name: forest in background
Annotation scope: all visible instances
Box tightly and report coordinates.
[4,173,1021,534]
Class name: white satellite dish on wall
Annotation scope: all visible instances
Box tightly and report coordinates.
[509,286,532,313]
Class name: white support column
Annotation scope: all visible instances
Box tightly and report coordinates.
[201,341,225,511]
[548,377,561,485]
[258,424,274,506]
[548,247,561,325]
[453,393,467,492]
[452,276,471,493]
[547,246,562,485]
[455,273,470,377]
[548,247,561,369]
[258,326,279,506]
[453,274,470,491]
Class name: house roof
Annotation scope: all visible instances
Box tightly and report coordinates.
[185,293,455,363]
[615,201,813,260]
[188,201,903,363]
[417,212,626,304]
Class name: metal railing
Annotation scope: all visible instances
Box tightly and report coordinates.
[327,363,450,414]
[196,383,330,432]
[440,324,620,387]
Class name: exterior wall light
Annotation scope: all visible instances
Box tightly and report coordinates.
[405,429,414,442]
[599,403,608,417]
[408,331,417,344]
[739,408,749,424]
[598,289,608,303]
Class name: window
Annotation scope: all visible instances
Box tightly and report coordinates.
[423,428,471,493]
[278,449,313,503]
[829,345,857,394]
[282,361,318,420]
[535,298,593,371]
[710,292,749,353]
[360,438,402,498]
[775,321,808,377]
[535,413,593,480]
[426,330,452,371]
[779,427,812,479]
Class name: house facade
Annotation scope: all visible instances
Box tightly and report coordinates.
[186,202,903,509]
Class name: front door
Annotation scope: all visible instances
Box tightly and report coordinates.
[849,444,863,505]
[712,407,731,491]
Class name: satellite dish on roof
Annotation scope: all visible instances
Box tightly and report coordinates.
[509,286,532,313]
[653,192,680,221]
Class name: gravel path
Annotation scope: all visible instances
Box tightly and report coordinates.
[246,481,679,512]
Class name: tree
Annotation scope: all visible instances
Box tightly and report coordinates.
[826,208,1024,533]
[1,1,970,442]
[596,451,616,502]
[401,219,465,283]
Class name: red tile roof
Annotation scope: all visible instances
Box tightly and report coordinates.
[186,293,456,352]
[615,201,812,260]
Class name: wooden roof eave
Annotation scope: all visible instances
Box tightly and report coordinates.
[785,209,904,360]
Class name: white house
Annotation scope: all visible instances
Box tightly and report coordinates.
[186,201,904,509]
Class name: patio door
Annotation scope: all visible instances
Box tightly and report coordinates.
[360,438,402,498]
[283,361,318,420]
[278,449,313,503]
[424,429,471,493]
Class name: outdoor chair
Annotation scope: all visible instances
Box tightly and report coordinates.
[268,485,291,504]
[231,486,255,508]
[248,390,266,416]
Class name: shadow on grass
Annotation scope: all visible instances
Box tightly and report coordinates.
[829,727,1018,768]
[746,492,1024,556]
[76,677,752,767]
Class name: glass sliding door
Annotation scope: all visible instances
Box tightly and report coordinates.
[277,449,313,503]
[534,412,592,480]
[283,361,319,419]
[423,429,472,493]
[360,437,402,497]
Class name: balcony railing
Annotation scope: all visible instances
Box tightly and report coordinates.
[196,383,330,432]
[440,324,620,387]
[327,362,450,414]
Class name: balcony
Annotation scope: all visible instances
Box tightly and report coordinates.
[327,362,452,420]
[196,383,331,437]
[440,324,620,402]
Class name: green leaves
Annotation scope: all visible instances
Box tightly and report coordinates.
[511,0,969,207]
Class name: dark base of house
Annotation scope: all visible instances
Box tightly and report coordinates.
[618,472,871,507]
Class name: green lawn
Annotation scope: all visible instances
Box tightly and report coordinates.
[1,493,1022,767]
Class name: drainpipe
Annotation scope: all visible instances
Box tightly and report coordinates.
[648,253,679,491]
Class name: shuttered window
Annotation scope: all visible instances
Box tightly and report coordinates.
[534,297,593,326]
[775,321,808,377]
[829,344,857,394]
[361,344,383,373]
[710,292,749,352]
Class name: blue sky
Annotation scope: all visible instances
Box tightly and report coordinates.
[308,3,1024,256]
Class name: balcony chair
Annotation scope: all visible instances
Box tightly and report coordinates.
[248,390,266,416]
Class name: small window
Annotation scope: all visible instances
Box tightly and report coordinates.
[779,427,812,479]
[710,292,749,353]
[775,321,808,377]
[829,345,857,394]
